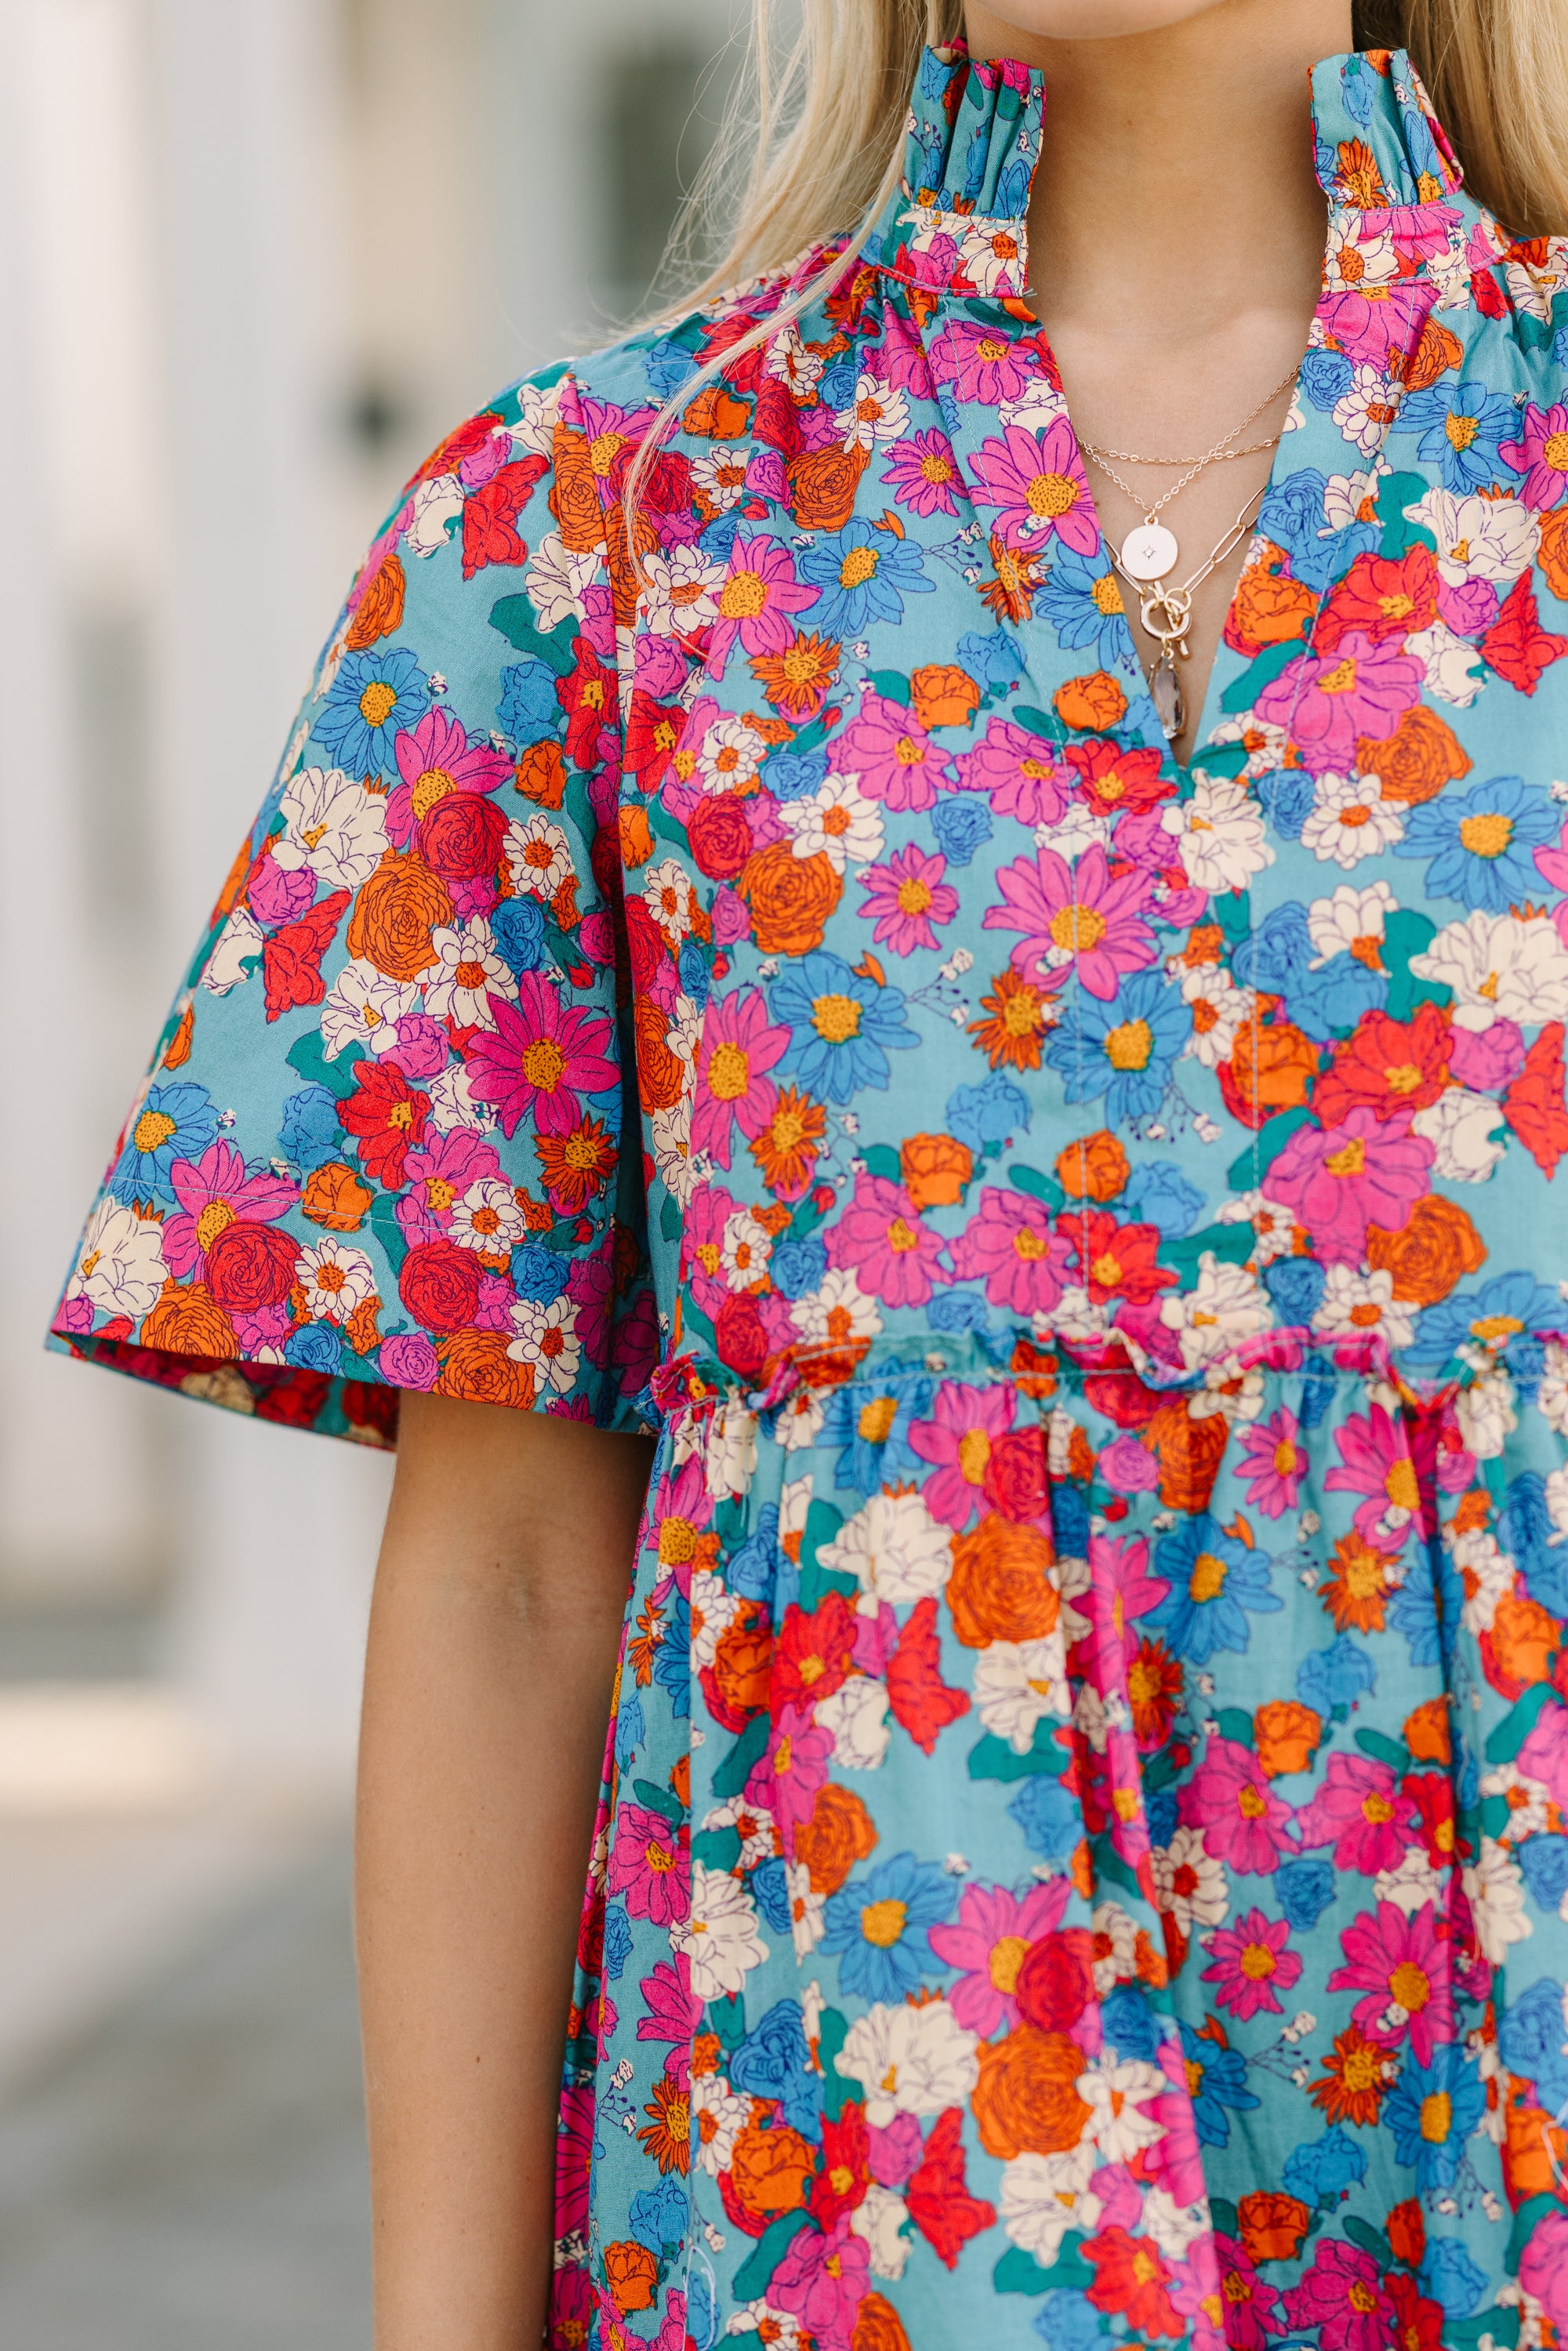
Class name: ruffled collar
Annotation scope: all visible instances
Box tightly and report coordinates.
[862,40,1467,303]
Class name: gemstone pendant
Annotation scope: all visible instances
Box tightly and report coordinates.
[1152,656,1185,743]
[1120,520,1180,583]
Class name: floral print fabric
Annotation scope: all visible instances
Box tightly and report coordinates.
[49,39,1568,2351]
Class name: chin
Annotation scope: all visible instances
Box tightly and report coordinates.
[977,0,1230,34]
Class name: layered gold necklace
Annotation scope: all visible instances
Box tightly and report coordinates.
[1078,362,1298,742]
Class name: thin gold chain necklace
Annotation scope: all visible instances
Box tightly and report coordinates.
[1078,359,1298,590]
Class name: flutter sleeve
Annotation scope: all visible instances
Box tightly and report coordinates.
[49,367,656,1443]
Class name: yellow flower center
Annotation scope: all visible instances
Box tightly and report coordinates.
[1240,1939,1278,1980]
[858,1395,898,1444]
[1385,1457,1421,1515]
[1445,412,1479,452]
[1318,656,1359,695]
[1189,1551,1229,1603]
[719,571,768,619]
[1238,1783,1268,1818]
[412,767,456,819]
[897,878,934,916]
[133,1109,178,1156]
[1325,1136,1367,1178]
[1104,1018,1154,1072]
[1363,1792,1396,1824]
[1091,575,1125,615]
[1341,2042,1385,2093]
[811,992,863,1043]
[1013,1227,1048,1260]
[1348,2283,1378,2315]
[1273,1439,1299,1477]
[1545,432,1568,470]
[861,1898,909,1949]
[920,452,954,484]
[195,1201,236,1254]
[1049,905,1108,955]
[522,1037,565,1093]
[957,1428,992,1484]
[1027,470,1080,518]
[358,680,398,728]
[887,1217,920,1253]
[989,1935,1029,1993]
[1458,811,1514,859]
[839,546,880,589]
[706,1043,752,1101]
[1419,2090,1452,2144]
[1388,1959,1431,2012]
[1385,1061,1425,1094]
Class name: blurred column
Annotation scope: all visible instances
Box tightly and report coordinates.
[140,0,391,1776]
[0,0,170,1606]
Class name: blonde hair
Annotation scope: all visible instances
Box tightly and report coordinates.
[625,0,1568,544]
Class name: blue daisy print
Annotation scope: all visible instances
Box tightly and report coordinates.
[1394,773,1559,911]
[313,647,430,778]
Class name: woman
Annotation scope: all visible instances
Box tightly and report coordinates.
[49,0,1568,2340]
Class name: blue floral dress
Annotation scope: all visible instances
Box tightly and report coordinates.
[50,40,1568,2351]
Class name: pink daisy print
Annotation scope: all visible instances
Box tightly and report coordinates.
[1253,629,1423,774]
[1295,1751,1416,1875]
[706,533,817,669]
[606,1801,691,1927]
[1500,400,1568,509]
[968,416,1100,554]
[1148,2034,1209,2208]
[1178,1736,1293,1874]
[955,717,1069,826]
[691,986,789,1170]
[1261,1106,1432,1265]
[748,1704,833,1838]
[161,1141,299,1280]
[927,1876,1073,2037]
[880,427,962,518]
[949,1185,1065,1316]
[384,705,510,850]
[395,1126,505,1246]
[1071,1531,1169,1695]
[1234,1406,1308,1519]
[1327,1899,1454,2065]
[824,1170,947,1309]
[1200,1908,1302,2020]
[829,691,953,811]
[858,843,959,953]
[983,843,1160,999]
[465,974,620,1138]
[1323,1399,1429,1552]
[928,317,1040,405]
[909,1379,1018,1529]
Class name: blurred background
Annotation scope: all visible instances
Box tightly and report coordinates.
[0,1,739,2338]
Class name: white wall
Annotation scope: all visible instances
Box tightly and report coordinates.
[1,0,736,1772]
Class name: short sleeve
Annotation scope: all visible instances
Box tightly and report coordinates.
[49,368,657,1443]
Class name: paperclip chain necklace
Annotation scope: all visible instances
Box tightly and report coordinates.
[1077,361,1299,742]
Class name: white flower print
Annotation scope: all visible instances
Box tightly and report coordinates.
[671,1864,768,2000]
[504,812,575,900]
[1300,771,1405,868]
[835,374,909,453]
[1307,878,1398,967]
[321,959,416,1060]
[834,1999,979,2127]
[1000,2146,1099,2261]
[1160,773,1273,891]
[1150,1827,1229,1934]
[777,773,885,872]
[1410,1087,1506,1183]
[818,1489,952,1607]
[1403,488,1538,586]
[450,1176,528,1254]
[423,918,515,1028]
[1410,911,1568,1032]
[66,1199,168,1320]
[507,1293,582,1395]
[298,1238,375,1325]
[1312,1265,1417,1350]
[814,1677,891,1771]
[973,1638,1071,1752]
[273,766,387,892]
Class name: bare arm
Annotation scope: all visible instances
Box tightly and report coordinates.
[356,1390,654,2350]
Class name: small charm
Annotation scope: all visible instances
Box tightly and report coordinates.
[1120,520,1180,582]
[1152,655,1185,742]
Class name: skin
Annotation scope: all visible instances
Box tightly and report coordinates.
[967,0,1354,756]
[358,1396,652,2348]
[358,6,1352,2345]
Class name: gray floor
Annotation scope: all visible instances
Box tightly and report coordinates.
[0,1836,372,2349]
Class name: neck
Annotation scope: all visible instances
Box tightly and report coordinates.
[964,0,1352,355]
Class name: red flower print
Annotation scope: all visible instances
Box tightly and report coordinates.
[1082,2226,1183,2338]
[339,1060,430,1188]
[772,1593,858,1711]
